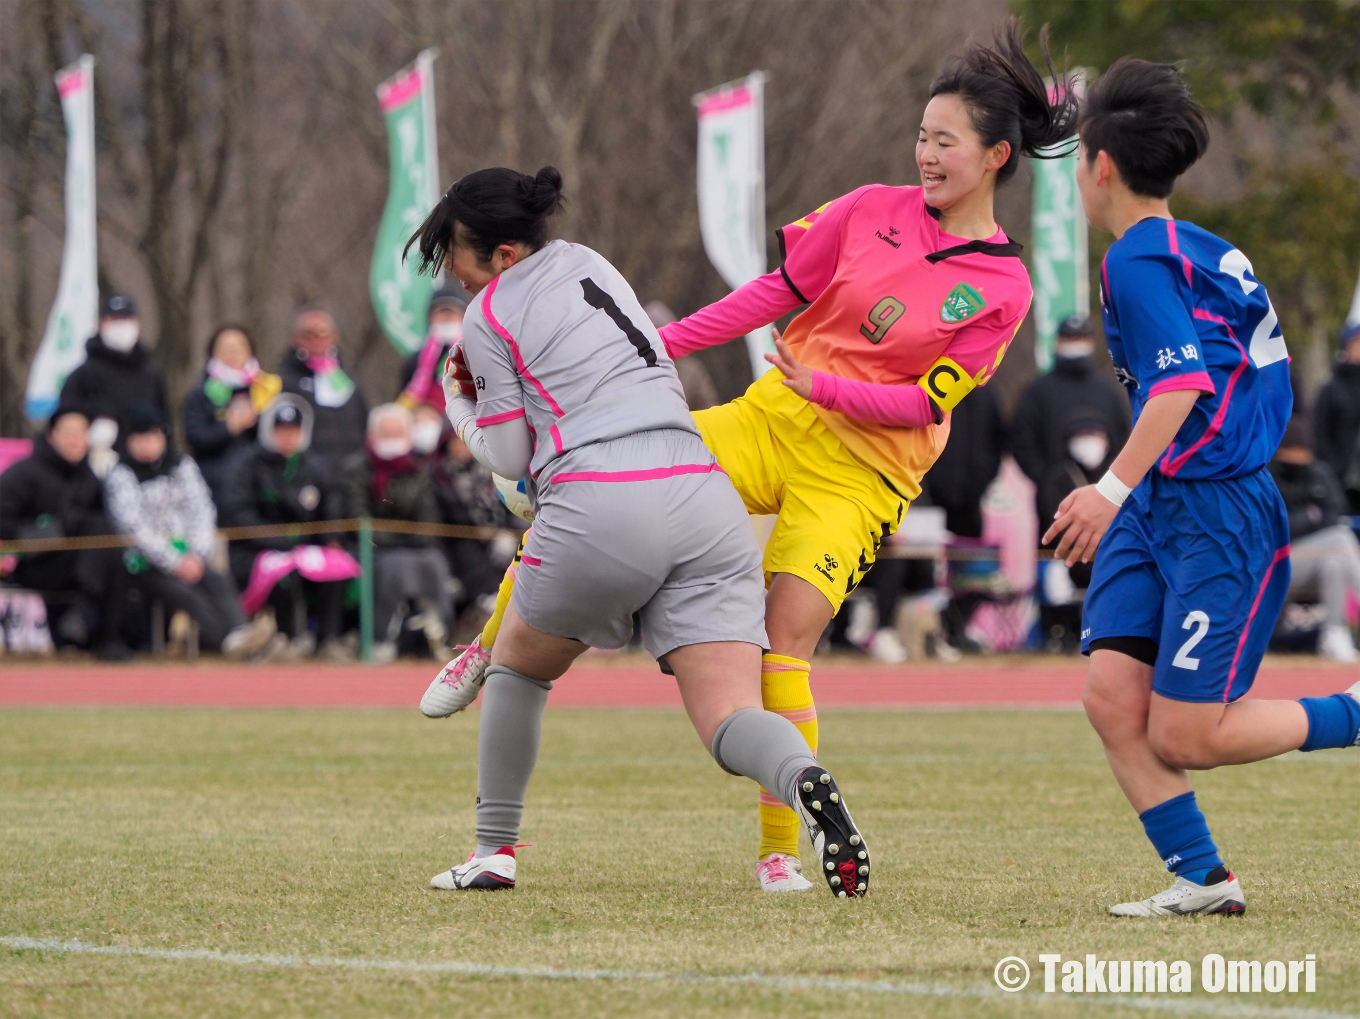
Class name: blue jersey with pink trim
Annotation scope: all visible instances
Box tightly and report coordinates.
[461,240,696,478]
[1100,218,1292,484]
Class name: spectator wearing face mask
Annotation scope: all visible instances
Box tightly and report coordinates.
[341,403,454,662]
[58,294,170,476]
[277,307,369,474]
[1269,416,1360,662]
[1311,322,1360,512]
[1035,416,1115,650]
[0,404,130,660]
[1012,316,1131,509]
[182,324,283,505]
[398,286,470,414]
[104,404,277,658]
[222,396,355,662]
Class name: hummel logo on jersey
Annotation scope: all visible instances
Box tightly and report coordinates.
[875,227,902,249]
[813,554,839,581]
[940,282,985,323]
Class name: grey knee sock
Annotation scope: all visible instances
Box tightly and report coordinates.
[710,708,819,809]
[476,665,553,849]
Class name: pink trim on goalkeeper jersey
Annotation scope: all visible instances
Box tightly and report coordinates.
[548,463,726,485]
[482,275,566,417]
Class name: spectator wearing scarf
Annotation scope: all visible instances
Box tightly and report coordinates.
[277,307,369,475]
[182,324,282,504]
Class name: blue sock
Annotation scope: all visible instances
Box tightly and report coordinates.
[1299,694,1360,752]
[1138,791,1224,886]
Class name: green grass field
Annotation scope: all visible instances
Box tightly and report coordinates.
[1,706,1356,1018]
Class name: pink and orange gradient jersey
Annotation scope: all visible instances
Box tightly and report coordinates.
[771,184,1032,493]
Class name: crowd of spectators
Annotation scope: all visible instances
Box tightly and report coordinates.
[5,295,1360,665]
[0,288,526,662]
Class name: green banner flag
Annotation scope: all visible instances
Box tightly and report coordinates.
[371,50,441,356]
[1031,76,1088,372]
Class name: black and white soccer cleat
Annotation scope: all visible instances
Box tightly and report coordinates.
[793,766,869,899]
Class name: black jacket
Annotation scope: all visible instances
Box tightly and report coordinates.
[1011,356,1131,488]
[59,337,169,432]
[340,449,438,548]
[1269,458,1347,543]
[221,444,345,576]
[182,376,258,502]
[0,434,111,541]
[921,386,1006,539]
[1312,363,1360,498]
[276,349,370,472]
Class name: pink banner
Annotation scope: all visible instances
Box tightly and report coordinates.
[377,68,423,112]
[239,545,361,617]
[697,86,752,118]
[56,67,87,99]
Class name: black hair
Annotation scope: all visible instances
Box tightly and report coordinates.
[928,18,1079,183]
[406,166,565,275]
[206,323,256,359]
[1079,58,1209,198]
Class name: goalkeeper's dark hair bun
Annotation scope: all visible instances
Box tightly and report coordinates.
[406,165,567,273]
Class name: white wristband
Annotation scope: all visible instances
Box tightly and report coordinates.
[1095,470,1132,507]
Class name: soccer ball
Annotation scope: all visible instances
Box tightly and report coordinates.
[493,474,535,522]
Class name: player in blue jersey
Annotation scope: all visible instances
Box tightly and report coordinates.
[1046,58,1360,917]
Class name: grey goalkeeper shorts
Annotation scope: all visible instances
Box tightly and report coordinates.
[512,428,769,661]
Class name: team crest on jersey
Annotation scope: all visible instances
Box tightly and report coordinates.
[940,283,985,323]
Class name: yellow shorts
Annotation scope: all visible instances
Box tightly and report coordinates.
[693,373,909,614]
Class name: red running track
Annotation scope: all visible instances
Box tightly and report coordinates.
[0,657,1349,708]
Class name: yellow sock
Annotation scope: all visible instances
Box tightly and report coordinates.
[479,532,528,650]
[757,653,817,861]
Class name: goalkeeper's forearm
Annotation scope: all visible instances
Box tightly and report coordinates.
[446,397,534,480]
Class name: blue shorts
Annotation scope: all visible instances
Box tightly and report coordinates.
[1080,468,1290,703]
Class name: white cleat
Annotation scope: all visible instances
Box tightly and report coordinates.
[754,852,815,892]
[421,635,492,717]
[430,848,516,890]
[1110,873,1245,917]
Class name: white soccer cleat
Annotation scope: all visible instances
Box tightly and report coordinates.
[754,852,815,892]
[421,635,492,717]
[1110,872,1245,917]
[430,848,516,891]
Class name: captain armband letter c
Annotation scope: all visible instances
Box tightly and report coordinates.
[917,356,976,415]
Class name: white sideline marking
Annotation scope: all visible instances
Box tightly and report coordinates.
[2,937,1355,1018]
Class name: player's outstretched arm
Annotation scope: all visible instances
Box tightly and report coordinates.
[1043,388,1199,565]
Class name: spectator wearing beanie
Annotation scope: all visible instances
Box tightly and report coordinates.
[104,404,275,658]
[221,396,352,661]
[58,294,170,476]
[182,324,282,505]
[1312,322,1360,512]
[341,403,453,663]
[398,285,469,415]
[1269,415,1360,662]
[0,404,130,660]
[277,307,369,474]
[1012,315,1131,511]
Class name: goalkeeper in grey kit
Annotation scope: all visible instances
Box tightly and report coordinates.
[406,165,869,897]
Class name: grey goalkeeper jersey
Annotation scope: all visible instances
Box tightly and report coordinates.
[461,240,696,479]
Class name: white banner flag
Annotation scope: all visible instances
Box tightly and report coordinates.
[694,72,772,380]
[26,55,99,421]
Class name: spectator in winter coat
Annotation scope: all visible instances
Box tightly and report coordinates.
[58,294,170,475]
[397,285,469,415]
[104,404,275,657]
[277,307,369,474]
[182,324,282,505]
[1011,315,1131,515]
[1311,323,1360,512]
[1035,417,1116,651]
[1269,416,1360,662]
[341,403,453,662]
[221,396,352,661]
[0,405,130,660]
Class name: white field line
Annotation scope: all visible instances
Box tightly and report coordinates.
[2,937,1355,1018]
